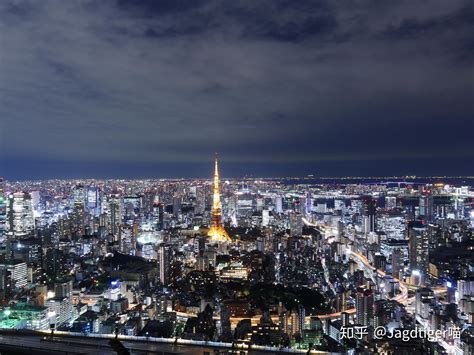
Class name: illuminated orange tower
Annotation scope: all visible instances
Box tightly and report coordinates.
[207,154,232,242]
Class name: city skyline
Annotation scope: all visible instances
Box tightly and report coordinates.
[1,1,474,353]
[1,0,473,180]
[0,157,472,353]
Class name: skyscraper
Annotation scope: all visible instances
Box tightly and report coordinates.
[172,196,180,218]
[153,202,164,230]
[87,186,100,216]
[415,287,435,319]
[72,201,85,237]
[109,193,122,237]
[207,154,231,242]
[7,192,35,238]
[419,195,434,221]
[356,288,374,327]
[363,199,377,234]
[408,221,429,275]
[392,248,403,279]
[158,243,171,286]
[73,184,85,205]
[289,211,303,237]
[0,178,6,240]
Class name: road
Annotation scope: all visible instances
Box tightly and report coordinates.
[350,251,409,305]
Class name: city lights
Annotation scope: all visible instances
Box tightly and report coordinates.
[0,168,472,353]
[0,0,472,353]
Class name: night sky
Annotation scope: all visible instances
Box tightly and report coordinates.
[1,0,473,180]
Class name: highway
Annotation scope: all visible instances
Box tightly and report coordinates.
[350,251,409,305]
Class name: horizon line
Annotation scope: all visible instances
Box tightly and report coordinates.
[2,175,474,184]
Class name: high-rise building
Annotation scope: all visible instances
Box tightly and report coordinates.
[419,195,434,221]
[207,154,231,242]
[0,178,6,241]
[7,192,35,238]
[154,203,164,230]
[45,296,73,326]
[297,305,306,334]
[415,287,435,320]
[73,184,85,205]
[142,189,156,215]
[356,288,374,326]
[109,193,122,237]
[279,311,290,335]
[290,306,305,335]
[172,196,180,218]
[363,199,377,234]
[0,260,28,291]
[408,221,429,275]
[194,187,206,215]
[71,201,85,237]
[374,253,387,271]
[262,209,270,227]
[391,248,403,279]
[289,211,303,237]
[87,187,100,215]
[98,213,108,238]
[220,305,232,342]
[119,224,135,255]
[158,243,171,286]
[305,192,313,215]
[374,300,393,327]
[274,196,283,214]
[427,223,442,251]
[30,190,40,211]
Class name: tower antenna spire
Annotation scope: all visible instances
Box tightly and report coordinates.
[208,153,231,242]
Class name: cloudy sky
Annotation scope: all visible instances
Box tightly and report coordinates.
[0,0,473,180]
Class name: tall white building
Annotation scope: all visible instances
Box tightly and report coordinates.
[262,209,270,227]
[30,190,41,212]
[0,260,28,290]
[45,297,73,326]
[7,192,35,238]
[158,244,171,286]
[274,196,283,214]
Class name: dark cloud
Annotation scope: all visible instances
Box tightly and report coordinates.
[381,3,474,39]
[117,0,208,15]
[0,0,473,180]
